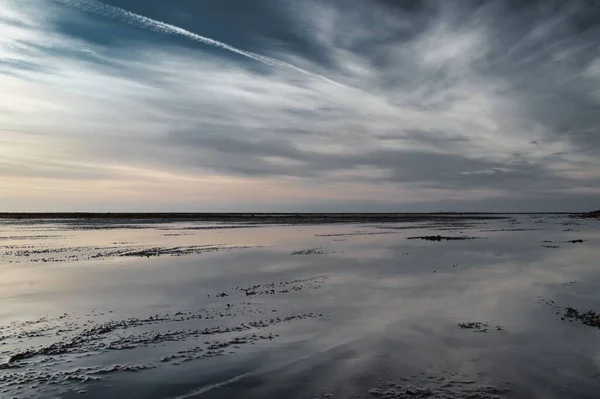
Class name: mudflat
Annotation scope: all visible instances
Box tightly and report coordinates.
[1,213,599,398]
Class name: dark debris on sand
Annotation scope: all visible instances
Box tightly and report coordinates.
[563,307,600,328]
[577,210,600,219]
[407,235,481,241]
[541,238,587,248]
[458,322,503,333]
[290,247,325,255]
[537,293,600,329]
[0,244,258,264]
[366,378,510,398]
[234,276,327,296]
[0,275,331,397]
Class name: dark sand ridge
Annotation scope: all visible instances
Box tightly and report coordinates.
[0,212,522,225]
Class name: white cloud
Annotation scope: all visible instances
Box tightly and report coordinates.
[0,0,599,211]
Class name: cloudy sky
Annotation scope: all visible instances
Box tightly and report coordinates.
[1,0,599,212]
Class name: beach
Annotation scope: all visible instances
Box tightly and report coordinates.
[1,213,599,398]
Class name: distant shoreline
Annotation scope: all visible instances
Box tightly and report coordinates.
[0,212,582,223]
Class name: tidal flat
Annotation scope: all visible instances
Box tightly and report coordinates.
[1,213,599,398]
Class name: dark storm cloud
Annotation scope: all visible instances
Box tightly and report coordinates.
[1,0,599,210]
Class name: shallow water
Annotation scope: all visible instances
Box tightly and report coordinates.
[1,215,599,398]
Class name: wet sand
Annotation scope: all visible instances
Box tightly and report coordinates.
[1,214,599,398]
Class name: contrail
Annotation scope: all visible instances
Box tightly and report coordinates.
[56,0,352,90]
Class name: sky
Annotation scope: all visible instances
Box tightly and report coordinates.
[1,0,599,212]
